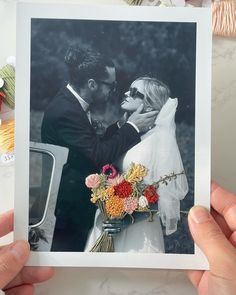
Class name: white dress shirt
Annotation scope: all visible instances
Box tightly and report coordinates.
[66,84,91,123]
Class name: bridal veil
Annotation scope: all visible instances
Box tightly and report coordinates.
[121,97,189,235]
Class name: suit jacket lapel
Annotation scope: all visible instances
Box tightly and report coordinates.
[61,87,93,128]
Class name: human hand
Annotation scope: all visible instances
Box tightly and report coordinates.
[102,216,133,235]
[187,182,236,295]
[117,112,129,128]
[0,210,54,294]
[102,219,122,235]
[127,104,158,133]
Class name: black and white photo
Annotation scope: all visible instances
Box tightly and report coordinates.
[15,3,211,269]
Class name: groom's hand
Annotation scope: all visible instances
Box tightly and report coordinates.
[128,104,158,133]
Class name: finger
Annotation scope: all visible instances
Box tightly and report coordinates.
[4,284,34,295]
[134,104,144,114]
[5,266,54,290]
[0,241,30,289]
[186,270,204,289]
[211,208,232,239]
[141,110,158,118]
[188,206,236,269]
[229,232,236,248]
[0,210,14,237]
[211,181,236,231]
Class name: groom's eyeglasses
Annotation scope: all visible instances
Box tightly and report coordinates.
[129,87,145,100]
[96,80,117,92]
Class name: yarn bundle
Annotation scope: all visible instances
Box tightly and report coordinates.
[0,64,15,109]
[0,59,15,163]
[212,0,236,37]
[0,118,15,152]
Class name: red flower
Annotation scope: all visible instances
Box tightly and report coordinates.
[114,180,132,199]
[144,185,159,204]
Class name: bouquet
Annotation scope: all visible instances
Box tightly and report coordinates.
[85,163,184,252]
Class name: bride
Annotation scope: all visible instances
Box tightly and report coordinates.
[85,77,189,253]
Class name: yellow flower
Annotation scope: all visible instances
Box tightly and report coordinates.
[105,186,115,199]
[90,187,115,203]
[105,195,125,217]
[125,163,148,183]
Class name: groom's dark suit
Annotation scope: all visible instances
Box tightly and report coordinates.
[41,86,140,251]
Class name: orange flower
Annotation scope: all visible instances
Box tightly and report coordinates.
[105,195,125,217]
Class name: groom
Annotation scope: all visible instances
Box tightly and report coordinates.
[41,46,158,252]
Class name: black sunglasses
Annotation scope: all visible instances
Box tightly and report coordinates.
[129,87,145,100]
[96,80,117,92]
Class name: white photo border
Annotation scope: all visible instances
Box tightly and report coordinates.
[15,3,211,269]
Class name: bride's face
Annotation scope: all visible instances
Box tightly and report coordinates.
[121,80,145,112]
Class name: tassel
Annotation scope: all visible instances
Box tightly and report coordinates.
[212,0,236,37]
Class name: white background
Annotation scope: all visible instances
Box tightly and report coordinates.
[0,0,236,294]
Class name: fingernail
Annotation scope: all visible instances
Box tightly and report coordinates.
[10,241,29,262]
[189,206,211,224]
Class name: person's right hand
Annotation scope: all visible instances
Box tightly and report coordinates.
[127,104,158,133]
[0,210,54,294]
[187,182,236,295]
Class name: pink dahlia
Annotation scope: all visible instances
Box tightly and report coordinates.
[124,197,138,214]
[85,173,101,189]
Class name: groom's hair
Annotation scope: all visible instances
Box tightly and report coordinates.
[136,77,170,112]
[65,46,114,87]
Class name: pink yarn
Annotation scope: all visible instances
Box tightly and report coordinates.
[212,0,236,37]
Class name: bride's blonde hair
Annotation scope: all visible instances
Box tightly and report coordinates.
[135,77,170,112]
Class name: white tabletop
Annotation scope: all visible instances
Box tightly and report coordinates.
[0,0,236,294]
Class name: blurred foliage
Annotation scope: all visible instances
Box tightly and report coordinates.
[31,19,196,124]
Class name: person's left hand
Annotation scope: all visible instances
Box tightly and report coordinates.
[0,210,54,294]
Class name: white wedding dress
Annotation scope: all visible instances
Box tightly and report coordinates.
[85,98,189,253]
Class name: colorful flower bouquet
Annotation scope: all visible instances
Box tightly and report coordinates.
[85,163,184,252]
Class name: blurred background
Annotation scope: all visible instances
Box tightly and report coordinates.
[30,19,196,124]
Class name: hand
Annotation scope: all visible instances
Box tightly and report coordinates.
[117,112,129,128]
[0,210,54,294]
[102,219,122,235]
[187,182,236,295]
[127,104,158,133]
[102,216,133,235]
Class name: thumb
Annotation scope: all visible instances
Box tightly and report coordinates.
[134,104,144,114]
[0,240,30,289]
[188,206,236,267]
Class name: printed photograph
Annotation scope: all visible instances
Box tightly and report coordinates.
[28,17,196,255]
